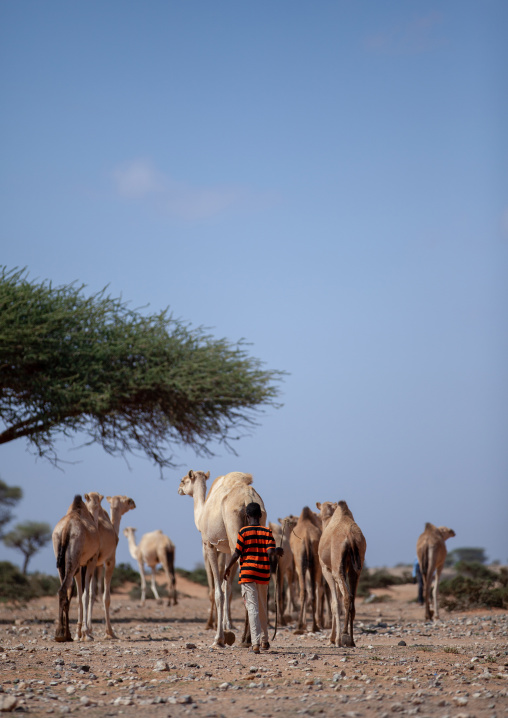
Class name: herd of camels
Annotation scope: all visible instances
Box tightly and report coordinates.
[52,471,455,649]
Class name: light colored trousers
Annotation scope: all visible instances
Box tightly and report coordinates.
[241,582,269,647]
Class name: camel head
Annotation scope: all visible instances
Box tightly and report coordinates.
[122,526,136,539]
[316,501,338,527]
[106,495,136,517]
[178,469,210,496]
[279,514,298,533]
[83,492,104,523]
[437,527,456,542]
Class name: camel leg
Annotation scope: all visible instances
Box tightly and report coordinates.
[149,566,161,601]
[321,564,339,645]
[294,568,307,634]
[204,546,216,630]
[137,559,148,605]
[103,557,117,639]
[337,564,354,648]
[204,545,225,647]
[432,566,442,620]
[162,550,178,606]
[347,568,360,647]
[55,566,74,642]
[82,557,98,641]
[423,570,433,621]
[73,569,84,641]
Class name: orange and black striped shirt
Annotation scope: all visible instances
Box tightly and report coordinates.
[235,525,276,584]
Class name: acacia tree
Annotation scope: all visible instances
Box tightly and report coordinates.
[3,521,52,574]
[0,268,283,470]
[0,478,23,538]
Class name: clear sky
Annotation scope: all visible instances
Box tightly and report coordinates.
[1,1,507,576]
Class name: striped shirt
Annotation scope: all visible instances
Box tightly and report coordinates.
[235,525,276,584]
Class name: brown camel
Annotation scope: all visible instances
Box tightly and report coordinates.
[85,494,136,639]
[178,469,267,647]
[269,519,298,624]
[52,493,103,642]
[289,506,323,634]
[416,522,456,621]
[317,500,366,647]
[123,527,177,606]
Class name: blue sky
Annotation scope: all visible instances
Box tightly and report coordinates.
[1,1,507,576]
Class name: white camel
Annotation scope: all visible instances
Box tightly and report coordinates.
[123,527,177,606]
[178,469,267,647]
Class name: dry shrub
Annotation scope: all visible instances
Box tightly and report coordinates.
[440,564,508,611]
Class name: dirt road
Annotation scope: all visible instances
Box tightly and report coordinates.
[1,578,507,716]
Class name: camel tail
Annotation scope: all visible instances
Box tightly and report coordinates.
[420,550,429,580]
[350,543,363,575]
[56,527,70,574]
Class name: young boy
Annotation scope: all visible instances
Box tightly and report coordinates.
[223,502,283,654]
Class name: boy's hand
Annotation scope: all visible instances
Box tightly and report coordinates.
[223,567,230,581]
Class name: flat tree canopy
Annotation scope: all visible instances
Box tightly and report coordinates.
[0,268,283,469]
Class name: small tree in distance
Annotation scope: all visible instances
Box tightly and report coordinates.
[3,521,52,574]
[0,478,23,538]
[0,267,284,471]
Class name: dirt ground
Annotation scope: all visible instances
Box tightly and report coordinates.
[1,576,507,717]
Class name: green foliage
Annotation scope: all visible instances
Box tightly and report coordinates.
[0,561,59,603]
[357,568,412,597]
[175,566,209,587]
[3,520,52,574]
[0,478,23,537]
[110,562,141,591]
[0,561,32,602]
[0,267,284,469]
[446,547,488,566]
[440,563,508,611]
[28,571,61,597]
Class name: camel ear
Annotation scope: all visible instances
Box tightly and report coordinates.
[84,493,89,501]
[316,502,321,510]
[188,470,194,479]
[99,494,104,502]
[205,471,210,480]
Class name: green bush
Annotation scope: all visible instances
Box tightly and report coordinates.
[176,566,209,587]
[0,561,60,603]
[357,568,412,597]
[0,561,32,602]
[440,563,508,611]
[110,562,140,591]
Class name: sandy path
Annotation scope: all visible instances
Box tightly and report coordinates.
[0,579,507,717]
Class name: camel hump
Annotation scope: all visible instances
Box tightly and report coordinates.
[425,522,436,532]
[70,495,84,512]
[301,506,314,520]
[224,471,253,487]
[338,500,354,520]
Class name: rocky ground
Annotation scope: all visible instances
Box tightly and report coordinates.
[1,578,507,717]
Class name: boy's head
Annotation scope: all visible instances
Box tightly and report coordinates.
[245,502,262,522]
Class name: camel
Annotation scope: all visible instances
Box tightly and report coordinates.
[317,500,366,648]
[123,527,177,606]
[269,519,298,624]
[289,506,324,634]
[84,494,136,639]
[416,522,456,621]
[52,493,103,642]
[203,549,237,630]
[178,469,267,647]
